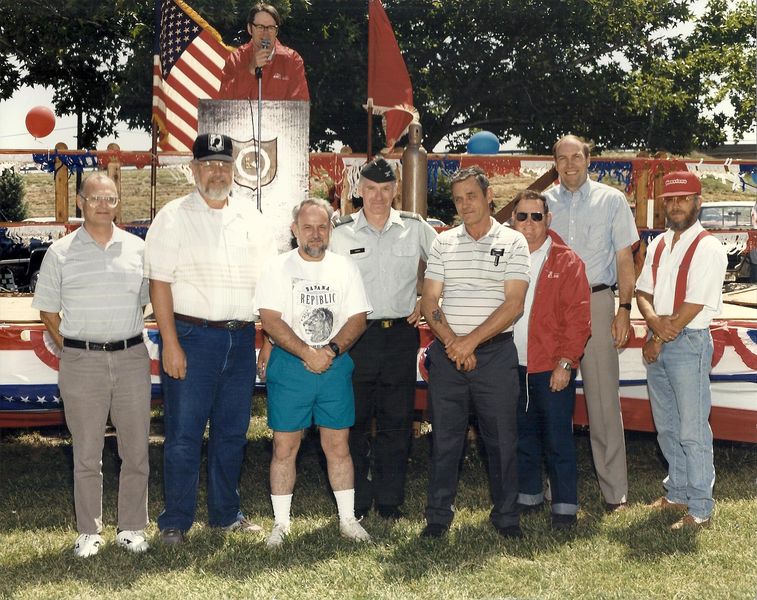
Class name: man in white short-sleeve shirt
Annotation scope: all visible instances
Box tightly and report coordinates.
[144,133,276,545]
[636,171,727,531]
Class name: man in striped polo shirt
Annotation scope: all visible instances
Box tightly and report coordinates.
[33,173,152,557]
[420,166,531,539]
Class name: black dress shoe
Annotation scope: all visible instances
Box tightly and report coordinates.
[376,505,404,520]
[495,524,524,539]
[551,513,577,530]
[420,523,448,538]
[160,528,184,545]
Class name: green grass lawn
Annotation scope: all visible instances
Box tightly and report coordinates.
[1,409,755,600]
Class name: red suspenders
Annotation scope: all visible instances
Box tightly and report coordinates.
[651,230,712,311]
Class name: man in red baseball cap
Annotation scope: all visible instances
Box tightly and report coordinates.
[635,170,727,531]
[658,171,702,199]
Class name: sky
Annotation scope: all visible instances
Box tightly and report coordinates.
[0,0,750,154]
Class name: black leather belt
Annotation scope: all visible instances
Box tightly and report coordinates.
[368,317,408,329]
[174,313,253,331]
[591,284,612,293]
[478,331,513,348]
[63,334,143,352]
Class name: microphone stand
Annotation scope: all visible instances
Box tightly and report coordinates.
[255,66,263,213]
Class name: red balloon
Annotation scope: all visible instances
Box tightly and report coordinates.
[25,106,56,139]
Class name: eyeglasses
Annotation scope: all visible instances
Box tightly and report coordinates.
[196,160,233,170]
[251,23,279,33]
[82,195,119,208]
[515,212,544,222]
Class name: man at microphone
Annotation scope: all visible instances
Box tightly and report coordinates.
[219,3,309,101]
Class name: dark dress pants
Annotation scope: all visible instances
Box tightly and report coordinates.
[349,320,419,510]
[425,337,520,529]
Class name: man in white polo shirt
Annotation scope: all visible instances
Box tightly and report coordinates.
[33,173,151,557]
[145,133,276,545]
[420,166,530,539]
[636,171,727,531]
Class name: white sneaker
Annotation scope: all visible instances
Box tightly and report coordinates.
[266,522,290,549]
[340,517,371,542]
[73,533,104,557]
[116,529,150,553]
[225,516,263,533]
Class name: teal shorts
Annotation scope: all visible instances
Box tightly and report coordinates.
[266,345,355,432]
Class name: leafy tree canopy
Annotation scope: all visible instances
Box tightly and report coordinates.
[2,0,753,155]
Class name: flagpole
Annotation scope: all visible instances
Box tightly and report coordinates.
[366,99,373,161]
[366,0,372,161]
[150,121,158,221]
[150,0,162,222]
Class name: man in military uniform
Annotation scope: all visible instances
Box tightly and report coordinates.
[330,157,437,519]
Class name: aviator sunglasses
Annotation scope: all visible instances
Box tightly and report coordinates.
[515,211,545,222]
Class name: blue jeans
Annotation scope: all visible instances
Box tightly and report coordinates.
[516,367,578,515]
[157,320,255,531]
[646,328,715,520]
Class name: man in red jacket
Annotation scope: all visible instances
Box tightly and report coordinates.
[219,3,309,101]
[511,190,591,530]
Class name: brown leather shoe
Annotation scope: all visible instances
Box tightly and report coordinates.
[671,514,710,530]
[648,496,687,511]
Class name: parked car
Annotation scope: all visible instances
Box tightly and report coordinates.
[0,219,83,292]
[698,201,756,282]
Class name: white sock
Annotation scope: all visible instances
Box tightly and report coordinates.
[333,488,356,522]
[271,494,292,526]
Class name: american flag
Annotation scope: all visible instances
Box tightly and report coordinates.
[152,0,231,152]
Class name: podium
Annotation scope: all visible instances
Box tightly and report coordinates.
[198,99,310,252]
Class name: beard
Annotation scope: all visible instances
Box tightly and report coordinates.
[199,179,232,202]
[302,239,326,258]
[667,205,699,231]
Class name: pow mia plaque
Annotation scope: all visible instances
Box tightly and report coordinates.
[235,140,278,189]
[198,99,309,252]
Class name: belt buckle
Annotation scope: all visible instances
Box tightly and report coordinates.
[380,319,393,329]
[225,320,243,330]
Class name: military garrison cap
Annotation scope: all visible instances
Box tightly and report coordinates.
[360,157,396,183]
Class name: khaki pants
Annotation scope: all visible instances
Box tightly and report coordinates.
[59,343,151,534]
[580,288,628,504]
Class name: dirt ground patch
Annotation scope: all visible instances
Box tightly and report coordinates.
[13,162,755,224]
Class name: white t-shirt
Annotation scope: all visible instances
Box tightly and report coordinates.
[254,249,372,346]
[513,237,551,366]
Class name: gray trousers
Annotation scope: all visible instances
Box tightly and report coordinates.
[59,342,152,534]
[581,288,628,504]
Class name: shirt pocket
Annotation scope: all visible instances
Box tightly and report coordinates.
[349,246,376,285]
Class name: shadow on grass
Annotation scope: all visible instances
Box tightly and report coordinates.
[605,509,701,561]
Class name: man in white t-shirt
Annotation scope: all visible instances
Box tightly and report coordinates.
[636,171,727,531]
[255,198,373,548]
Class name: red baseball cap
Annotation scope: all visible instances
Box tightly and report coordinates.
[659,171,702,198]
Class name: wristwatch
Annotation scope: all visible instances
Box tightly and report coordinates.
[558,359,572,371]
[327,341,341,357]
[618,303,632,311]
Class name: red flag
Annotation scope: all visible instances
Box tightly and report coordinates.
[367,0,418,151]
[152,0,231,152]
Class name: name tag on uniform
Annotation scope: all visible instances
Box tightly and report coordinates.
[350,248,366,255]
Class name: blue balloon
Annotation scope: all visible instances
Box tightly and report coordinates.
[467,131,500,154]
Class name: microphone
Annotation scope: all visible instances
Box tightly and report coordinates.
[255,39,270,79]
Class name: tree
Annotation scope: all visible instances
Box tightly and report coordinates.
[0,0,145,148]
[0,169,27,222]
[290,0,755,154]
